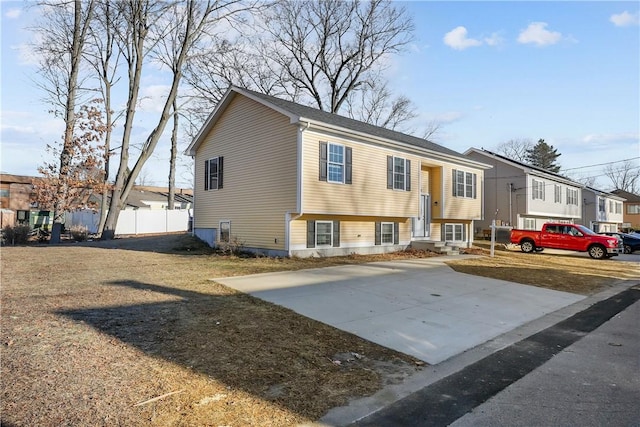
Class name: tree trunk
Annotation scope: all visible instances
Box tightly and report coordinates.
[168,98,178,210]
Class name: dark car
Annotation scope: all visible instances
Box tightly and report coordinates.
[600,232,640,254]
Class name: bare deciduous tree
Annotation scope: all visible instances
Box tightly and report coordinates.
[494,138,533,163]
[31,0,96,243]
[101,0,249,239]
[84,0,123,234]
[261,0,413,114]
[345,77,417,133]
[185,0,416,131]
[604,160,640,194]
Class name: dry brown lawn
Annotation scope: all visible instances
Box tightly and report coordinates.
[448,242,639,295]
[1,234,431,427]
[1,234,638,426]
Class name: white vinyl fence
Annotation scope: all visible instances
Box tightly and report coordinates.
[69,209,191,235]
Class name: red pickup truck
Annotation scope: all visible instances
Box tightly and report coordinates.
[510,223,623,259]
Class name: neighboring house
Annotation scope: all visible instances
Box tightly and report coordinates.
[611,189,640,231]
[0,173,193,233]
[90,186,193,211]
[582,187,624,232]
[0,174,37,227]
[186,86,491,257]
[464,149,584,231]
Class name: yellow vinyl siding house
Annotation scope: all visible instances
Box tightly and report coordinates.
[187,87,491,257]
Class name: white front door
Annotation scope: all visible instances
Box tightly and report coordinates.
[413,194,430,237]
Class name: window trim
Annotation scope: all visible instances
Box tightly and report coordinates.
[554,184,562,203]
[443,223,464,241]
[315,220,333,247]
[319,142,352,184]
[204,157,223,191]
[452,169,476,199]
[387,156,411,191]
[566,188,578,205]
[219,220,230,243]
[380,222,395,245]
[327,143,345,184]
[532,178,545,200]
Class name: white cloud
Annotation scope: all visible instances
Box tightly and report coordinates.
[138,85,171,113]
[5,8,21,19]
[582,132,639,144]
[517,22,563,46]
[610,11,640,27]
[443,26,482,50]
[483,32,504,47]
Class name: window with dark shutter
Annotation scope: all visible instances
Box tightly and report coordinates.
[204,160,209,191]
[204,157,223,191]
[388,156,410,191]
[319,142,328,181]
[307,220,316,248]
[345,147,352,184]
[453,169,476,198]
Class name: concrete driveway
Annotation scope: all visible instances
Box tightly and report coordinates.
[214,257,584,364]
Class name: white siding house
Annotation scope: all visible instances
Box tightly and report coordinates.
[464,148,583,231]
[583,187,625,232]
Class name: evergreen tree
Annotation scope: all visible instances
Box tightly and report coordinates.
[525,139,561,173]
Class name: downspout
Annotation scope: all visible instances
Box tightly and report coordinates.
[285,121,310,256]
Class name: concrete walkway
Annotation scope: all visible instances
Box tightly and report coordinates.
[214,256,584,364]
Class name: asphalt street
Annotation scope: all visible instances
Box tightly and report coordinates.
[350,285,640,427]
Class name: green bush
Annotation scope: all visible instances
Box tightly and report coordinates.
[69,225,89,242]
[1,224,31,245]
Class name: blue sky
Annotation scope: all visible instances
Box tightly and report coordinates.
[1,1,639,190]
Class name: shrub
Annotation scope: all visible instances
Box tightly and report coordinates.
[1,224,31,245]
[69,225,89,242]
[217,235,248,256]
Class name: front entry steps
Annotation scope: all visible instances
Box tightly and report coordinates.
[411,240,460,255]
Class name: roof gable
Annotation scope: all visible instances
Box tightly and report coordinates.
[186,86,482,166]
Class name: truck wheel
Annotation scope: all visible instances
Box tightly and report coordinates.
[520,240,535,253]
[588,245,606,260]
[624,245,631,254]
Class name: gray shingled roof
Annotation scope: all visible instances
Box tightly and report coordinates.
[237,87,468,160]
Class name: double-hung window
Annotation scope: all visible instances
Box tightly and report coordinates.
[532,179,544,200]
[444,224,464,241]
[328,144,344,183]
[319,142,352,184]
[566,188,578,205]
[204,157,223,190]
[554,185,562,203]
[375,222,399,245]
[306,220,340,248]
[452,170,476,198]
[386,156,411,191]
[598,198,606,213]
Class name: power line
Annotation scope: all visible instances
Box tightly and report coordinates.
[562,157,640,172]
